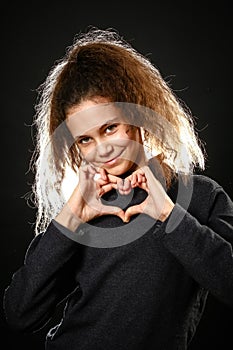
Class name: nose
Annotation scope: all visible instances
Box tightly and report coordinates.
[96,141,113,157]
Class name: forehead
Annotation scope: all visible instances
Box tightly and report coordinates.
[66,102,125,137]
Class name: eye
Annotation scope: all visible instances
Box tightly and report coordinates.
[78,136,92,145]
[105,124,118,134]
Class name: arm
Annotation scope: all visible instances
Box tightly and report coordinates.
[3,164,125,333]
[3,222,81,332]
[121,167,233,306]
[161,185,233,307]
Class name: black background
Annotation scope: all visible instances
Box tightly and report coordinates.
[1,1,233,349]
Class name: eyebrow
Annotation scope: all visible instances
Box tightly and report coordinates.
[75,117,122,139]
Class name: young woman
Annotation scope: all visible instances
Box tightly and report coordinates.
[3,27,233,350]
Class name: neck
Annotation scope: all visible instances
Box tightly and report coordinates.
[119,152,148,179]
[133,149,148,171]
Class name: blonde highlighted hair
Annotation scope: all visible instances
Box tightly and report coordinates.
[29,27,206,235]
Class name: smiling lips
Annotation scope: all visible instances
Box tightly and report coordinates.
[104,150,124,166]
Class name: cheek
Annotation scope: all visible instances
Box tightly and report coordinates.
[79,145,95,161]
[113,134,141,152]
[114,128,137,146]
[125,130,142,149]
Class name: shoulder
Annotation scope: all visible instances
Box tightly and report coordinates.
[191,173,223,193]
[183,173,226,206]
[190,173,233,204]
[171,173,228,223]
[170,172,222,198]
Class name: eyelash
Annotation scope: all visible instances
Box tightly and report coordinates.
[78,124,118,145]
[105,124,118,133]
[78,137,91,145]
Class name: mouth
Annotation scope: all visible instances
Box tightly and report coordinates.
[104,150,125,166]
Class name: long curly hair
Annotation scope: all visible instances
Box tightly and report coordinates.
[29,27,206,235]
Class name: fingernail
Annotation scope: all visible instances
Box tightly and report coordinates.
[94,173,101,181]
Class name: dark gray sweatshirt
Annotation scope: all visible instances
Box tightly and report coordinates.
[3,173,233,349]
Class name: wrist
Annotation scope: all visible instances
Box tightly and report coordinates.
[158,201,175,222]
[55,204,83,232]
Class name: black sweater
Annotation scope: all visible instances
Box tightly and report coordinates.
[3,174,233,349]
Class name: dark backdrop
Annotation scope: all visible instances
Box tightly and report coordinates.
[1,2,233,349]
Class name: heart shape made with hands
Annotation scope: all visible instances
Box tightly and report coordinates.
[74,163,173,225]
[94,167,173,223]
[96,169,147,196]
[96,169,148,223]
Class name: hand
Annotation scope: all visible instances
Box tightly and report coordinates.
[124,166,174,222]
[95,167,174,223]
[95,168,147,196]
[60,164,125,228]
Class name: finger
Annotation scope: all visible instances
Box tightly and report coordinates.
[118,178,131,195]
[130,175,147,189]
[122,178,131,192]
[118,188,132,195]
[137,173,146,184]
[99,167,108,181]
[100,204,125,222]
[94,173,102,182]
[136,173,142,184]
[124,203,144,222]
[136,181,149,192]
[95,177,110,186]
[141,175,146,183]
[98,183,118,197]
[107,174,119,184]
[130,173,137,187]
[117,178,130,195]
[79,164,96,181]
[126,169,146,187]
[81,162,95,172]
[117,178,124,191]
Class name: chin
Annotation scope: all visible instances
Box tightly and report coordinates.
[105,161,135,176]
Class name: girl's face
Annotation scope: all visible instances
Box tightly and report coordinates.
[66,97,145,175]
